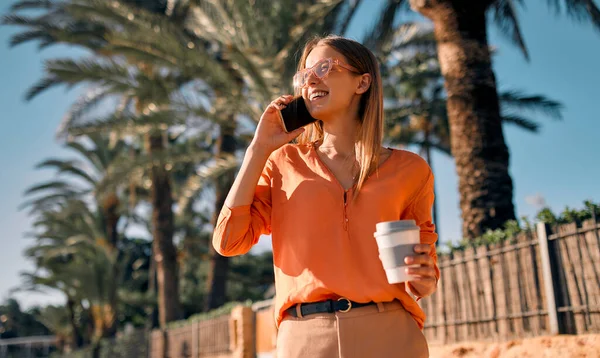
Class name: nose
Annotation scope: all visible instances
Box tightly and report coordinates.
[306,71,321,86]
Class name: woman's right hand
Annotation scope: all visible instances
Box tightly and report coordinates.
[249,95,306,155]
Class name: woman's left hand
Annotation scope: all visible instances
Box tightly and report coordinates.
[403,244,438,297]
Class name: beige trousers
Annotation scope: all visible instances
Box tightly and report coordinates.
[276,300,429,358]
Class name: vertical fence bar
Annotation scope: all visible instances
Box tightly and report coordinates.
[537,222,559,335]
[191,321,199,358]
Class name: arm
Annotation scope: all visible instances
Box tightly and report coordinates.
[213,95,305,256]
[402,170,440,299]
[212,145,273,257]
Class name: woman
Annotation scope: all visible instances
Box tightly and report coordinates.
[213,35,439,358]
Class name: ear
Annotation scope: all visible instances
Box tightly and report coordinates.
[355,73,372,95]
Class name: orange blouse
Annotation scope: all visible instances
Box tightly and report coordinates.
[212,143,439,329]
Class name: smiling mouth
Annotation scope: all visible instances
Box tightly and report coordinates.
[309,91,329,101]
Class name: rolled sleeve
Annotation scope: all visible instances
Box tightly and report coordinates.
[403,169,440,300]
[212,159,273,257]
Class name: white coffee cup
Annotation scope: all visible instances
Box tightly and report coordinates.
[374,220,420,284]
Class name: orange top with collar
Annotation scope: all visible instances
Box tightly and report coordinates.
[212,143,439,329]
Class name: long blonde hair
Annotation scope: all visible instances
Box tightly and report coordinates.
[295,35,384,199]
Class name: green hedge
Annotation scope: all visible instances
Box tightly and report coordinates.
[166,300,252,329]
[440,199,599,254]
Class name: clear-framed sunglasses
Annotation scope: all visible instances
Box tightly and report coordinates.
[293,57,361,88]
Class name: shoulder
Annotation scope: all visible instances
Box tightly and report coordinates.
[389,149,434,189]
[268,143,313,165]
[392,149,432,175]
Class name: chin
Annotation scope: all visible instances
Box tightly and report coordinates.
[308,101,334,121]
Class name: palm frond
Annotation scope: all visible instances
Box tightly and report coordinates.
[57,86,119,136]
[501,114,540,132]
[362,0,407,53]
[63,106,222,137]
[550,0,600,32]
[24,181,79,196]
[1,13,39,27]
[95,146,215,194]
[499,90,564,119]
[49,57,132,87]
[489,0,529,60]
[24,76,65,101]
[26,57,132,100]
[63,138,108,174]
[35,159,98,185]
[9,0,55,11]
[6,29,54,48]
[271,0,346,72]
[386,22,436,55]
[338,0,365,35]
[176,154,239,214]
[19,191,86,214]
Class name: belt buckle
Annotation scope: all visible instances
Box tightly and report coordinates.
[337,297,352,313]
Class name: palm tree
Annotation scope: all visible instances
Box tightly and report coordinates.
[363,3,591,238]
[64,0,401,310]
[19,198,122,349]
[366,0,600,238]
[3,0,261,326]
[20,134,128,247]
[376,23,563,239]
[16,134,130,348]
[2,0,226,326]
[177,0,369,310]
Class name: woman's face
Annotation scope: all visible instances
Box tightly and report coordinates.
[301,45,363,121]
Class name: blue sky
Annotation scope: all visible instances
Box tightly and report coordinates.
[1,0,599,308]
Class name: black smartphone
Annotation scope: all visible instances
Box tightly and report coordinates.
[277,96,318,133]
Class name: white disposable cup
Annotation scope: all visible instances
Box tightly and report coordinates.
[374,220,420,284]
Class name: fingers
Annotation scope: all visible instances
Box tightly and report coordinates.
[270,95,293,107]
[266,95,293,113]
[266,102,282,113]
[286,127,305,139]
[413,244,432,254]
[406,266,437,278]
[404,254,433,266]
[280,94,294,103]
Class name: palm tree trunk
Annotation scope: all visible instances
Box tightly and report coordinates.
[101,193,120,247]
[411,0,516,238]
[205,121,236,311]
[100,193,120,337]
[66,296,83,349]
[147,133,181,327]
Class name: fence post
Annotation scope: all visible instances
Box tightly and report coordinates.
[191,320,199,358]
[536,222,559,335]
[230,305,255,358]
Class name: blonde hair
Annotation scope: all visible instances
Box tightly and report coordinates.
[295,35,384,200]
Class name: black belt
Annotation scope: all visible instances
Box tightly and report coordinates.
[285,298,376,318]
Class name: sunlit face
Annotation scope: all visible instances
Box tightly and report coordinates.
[300,45,363,120]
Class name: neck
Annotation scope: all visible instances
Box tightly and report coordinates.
[319,117,360,158]
[318,96,362,157]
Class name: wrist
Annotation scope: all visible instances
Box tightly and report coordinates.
[406,280,436,298]
[247,142,272,160]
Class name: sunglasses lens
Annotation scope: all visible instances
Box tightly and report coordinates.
[314,60,331,78]
[294,59,332,87]
[293,71,306,88]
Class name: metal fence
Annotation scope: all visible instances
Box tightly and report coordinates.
[43,328,148,358]
[0,336,56,358]
[14,218,599,357]
[420,219,600,344]
[150,315,232,358]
